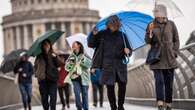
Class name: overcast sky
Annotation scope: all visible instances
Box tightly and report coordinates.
[0,0,195,62]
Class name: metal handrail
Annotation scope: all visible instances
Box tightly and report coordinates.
[180,42,195,51]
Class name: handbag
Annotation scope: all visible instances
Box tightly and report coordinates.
[146,46,161,64]
[146,22,166,65]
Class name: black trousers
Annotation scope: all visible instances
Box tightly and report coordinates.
[92,82,104,106]
[58,83,70,107]
[153,69,174,103]
[106,75,126,110]
[39,80,57,110]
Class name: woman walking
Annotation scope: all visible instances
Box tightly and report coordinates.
[34,40,61,110]
[145,4,180,110]
[88,15,132,110]
[65,41,91,110]
[57,54,71,110]
[14,53,33,110]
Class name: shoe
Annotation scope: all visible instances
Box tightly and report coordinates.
[28,104,31,110]
[93,103,97,107]
[100,103,103,107]
[118,106,125,110]
[67,104,70,108]
[166,106,172,110]
[62,106,66,110]
[158,105,164,110]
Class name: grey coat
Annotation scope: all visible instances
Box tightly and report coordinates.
[145,20,180,69]
[88,29,132,85]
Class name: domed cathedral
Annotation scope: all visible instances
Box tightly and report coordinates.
[2,0,100,54]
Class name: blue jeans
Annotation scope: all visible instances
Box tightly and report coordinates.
[72,81,89,110]
[39,80,57,110]
[153,69,174,103]
[19,83,32,108]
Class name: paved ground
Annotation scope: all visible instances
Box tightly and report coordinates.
[18,102,159,110]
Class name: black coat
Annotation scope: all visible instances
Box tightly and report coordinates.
[88,29,132,85]
[14,61,34,84]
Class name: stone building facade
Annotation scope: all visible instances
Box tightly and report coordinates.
[2,0,100,55]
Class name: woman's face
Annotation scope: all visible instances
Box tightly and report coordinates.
[21,56,27,61]
[43,42,51,53]
[72,42,80,53]
[155,17,166,23]
[108,24,118,32]
[59,56,65,63]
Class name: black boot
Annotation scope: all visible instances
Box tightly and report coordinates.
[118,106,125,110]
[93,103,97,107]
[166,106,172,110]
[28,103,31,110]
[100,103,103,107]
[67,104,70,108]
[158,105,164,110]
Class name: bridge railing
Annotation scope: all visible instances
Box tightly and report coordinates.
[0,74,41,110]
[126,42,195,109]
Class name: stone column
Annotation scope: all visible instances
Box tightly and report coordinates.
[86,23,91,35]
[3,28,15,54]
[51,23,57,49]
[70,21,75,34]
[23,25,29,49]
[16,26,21,49]
[3,29,8,54]
[61,23,66,50]
[9,27,15,51]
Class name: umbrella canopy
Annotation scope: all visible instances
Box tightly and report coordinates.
[27,30,65,57]
[89,11,153,50]
[128,0,183,18]
[66,33,94,58]
[0,49,27,73]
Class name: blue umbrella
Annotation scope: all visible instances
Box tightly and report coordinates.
[89,11,153,51]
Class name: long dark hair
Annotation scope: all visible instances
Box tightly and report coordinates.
[41,39,53,54]
[74,41,84,55]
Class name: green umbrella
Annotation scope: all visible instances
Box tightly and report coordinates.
[27,30,65,57]
[0,49,27,73]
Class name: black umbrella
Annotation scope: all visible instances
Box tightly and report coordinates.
[0,49,27,74]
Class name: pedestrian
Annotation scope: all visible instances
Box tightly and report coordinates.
[90,69,104,108]
[145,4,180,110]
[57,54,71,110]
[14,52,33,110]
[65,41,91,110]
[88,15,132,110]
[34,39,61,110]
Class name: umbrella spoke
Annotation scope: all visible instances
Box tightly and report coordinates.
[122,21,147,31]
[122,23,145,45]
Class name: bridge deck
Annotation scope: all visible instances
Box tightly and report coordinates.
[17,102,181,110]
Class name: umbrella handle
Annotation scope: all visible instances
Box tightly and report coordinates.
[122,55,129,64]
